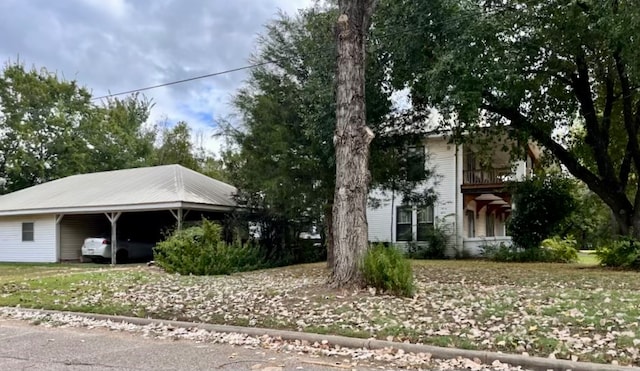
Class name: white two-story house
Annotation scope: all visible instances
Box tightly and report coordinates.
[367,133,539,256]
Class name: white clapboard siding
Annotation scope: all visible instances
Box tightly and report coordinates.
[0,214,56,262]
[59,214,107,261]
[367,137,461,249]
[367,189,395,243]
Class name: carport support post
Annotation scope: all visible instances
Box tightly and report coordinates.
[55,214,64,263]
[105,212,122,266]
[170,209,188,231]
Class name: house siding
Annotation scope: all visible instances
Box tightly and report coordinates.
[367,189,395,243]
[367,137,460,251]
[0,214,57,262]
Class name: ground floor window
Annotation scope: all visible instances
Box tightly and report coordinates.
[396,205,434,242]
[486,213,495,237]
[416,206,434,241]
[466,210,475,237]
[22,222,34,242]
[396,207,412,241]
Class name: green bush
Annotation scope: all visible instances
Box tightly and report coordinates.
[508,175,576,250]
[153,219,266,275]
[405,225,449,259]
[361,244,414,297]
[481,240,576,263]
[480,242,544,262]
[481,242,518,261]
[595,238,640,269]
[541,236,578,263]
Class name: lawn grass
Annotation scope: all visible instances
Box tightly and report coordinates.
[1,260,639,366]
[0,262,106,282]
[577,250,599,265]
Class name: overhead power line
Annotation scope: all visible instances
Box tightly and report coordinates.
[91,61,272,101]
[91,7,508,101]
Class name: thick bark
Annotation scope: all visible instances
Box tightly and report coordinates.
[330,0,376,287]
[324,202,335,268]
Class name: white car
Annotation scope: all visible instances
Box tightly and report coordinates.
[81,237,154,263]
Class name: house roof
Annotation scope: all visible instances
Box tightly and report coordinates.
[0,165,237,216]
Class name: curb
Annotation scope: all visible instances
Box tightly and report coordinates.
[6,308,640,371]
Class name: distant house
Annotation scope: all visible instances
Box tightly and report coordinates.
[0,165,237,263]
[367,132,539,256]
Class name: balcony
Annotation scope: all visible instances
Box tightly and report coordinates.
[463,167,512,186]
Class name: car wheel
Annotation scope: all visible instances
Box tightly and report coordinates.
[116,250,128,264]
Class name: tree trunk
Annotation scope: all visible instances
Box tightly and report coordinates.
[330,0,377,288]
[324,202,334,268]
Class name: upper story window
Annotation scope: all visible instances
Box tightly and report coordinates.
[22,222,34,242]
[406,146,426,182]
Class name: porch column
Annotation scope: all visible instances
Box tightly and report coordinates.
[105,212,122,266]
[55,214,64,263]
[455,144,464,251]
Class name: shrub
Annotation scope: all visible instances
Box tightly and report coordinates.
[153,219,266,275]
[479,242,546,262]
[405,224,449,259]
[481,242,518,261]
[482,240,576,263]
[541,236,578,263]
[361,244,414,297]
[595,238,640,269]
[508,175,577,250]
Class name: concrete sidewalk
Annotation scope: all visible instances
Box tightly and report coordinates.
[0,320,372,371]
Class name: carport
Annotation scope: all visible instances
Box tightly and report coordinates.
[0,165,237,264]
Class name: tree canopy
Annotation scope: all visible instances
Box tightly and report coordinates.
[226,4,436,260]
[0,62,230,196]
[376,0,640,237]
[0,63,156,194]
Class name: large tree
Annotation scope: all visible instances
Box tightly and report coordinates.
[155,121,200,170]
[228,5,432,268]
[0,62,156,194]
[376,0,640,237]
[331,0,378,286]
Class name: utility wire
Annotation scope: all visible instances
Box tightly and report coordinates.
[90,7,508,101]
[91,62,272,100]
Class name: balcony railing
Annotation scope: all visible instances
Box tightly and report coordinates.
[463,167,512,185]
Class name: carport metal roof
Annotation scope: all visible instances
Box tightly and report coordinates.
[0,165,238,216]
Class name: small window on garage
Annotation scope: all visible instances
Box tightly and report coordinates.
[22,222,34,242]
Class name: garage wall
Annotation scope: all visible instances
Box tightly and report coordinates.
[0,214,56,262]
[59,214,107,261]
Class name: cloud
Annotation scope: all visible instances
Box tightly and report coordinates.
[0,0,312,155]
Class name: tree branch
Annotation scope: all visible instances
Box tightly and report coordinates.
[363,0,378,30]
[620,141,632,189]
[481,92,633,216]
[570,53,618,182]
[619,96,640,189]
[613,50,640,174]
[601,71,615,150]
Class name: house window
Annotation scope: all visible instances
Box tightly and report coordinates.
[397,205,436,242]
[396,207,413,241]
[486,213,495,237]
[466,210,475,237]
[22,222,34,242]
[406,146,426,181]
[416,206,434,241]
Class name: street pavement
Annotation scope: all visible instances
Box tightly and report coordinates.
[0,320,379,371]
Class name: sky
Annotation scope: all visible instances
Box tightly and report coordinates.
[0,0,313,155]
